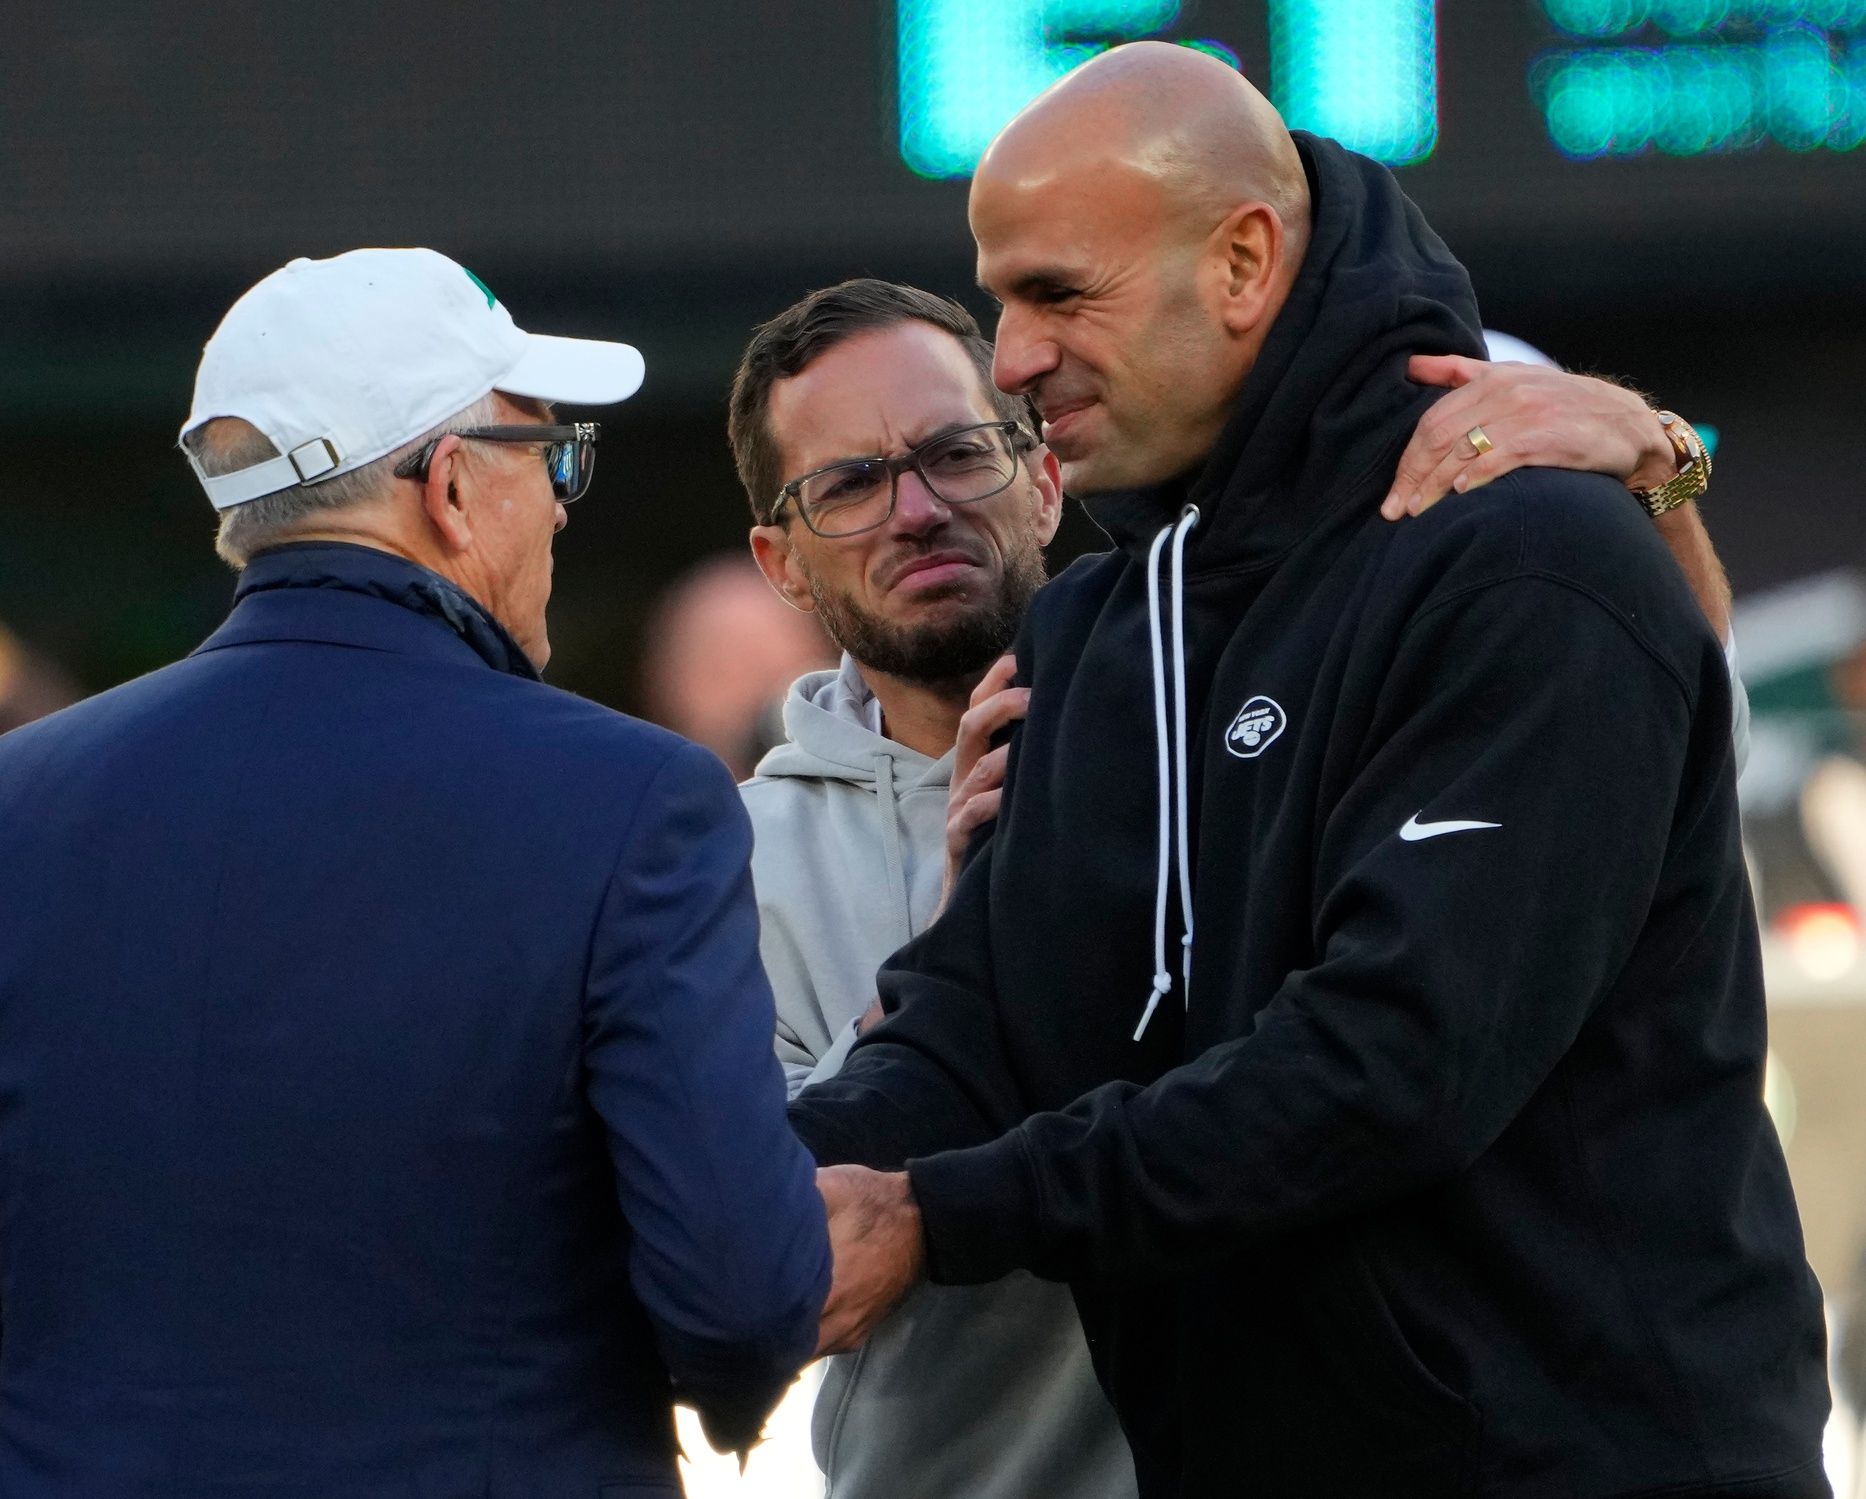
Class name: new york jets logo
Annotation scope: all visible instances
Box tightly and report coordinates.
[1224,696,1286,759]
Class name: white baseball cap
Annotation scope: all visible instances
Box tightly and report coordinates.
[180,248,645,511]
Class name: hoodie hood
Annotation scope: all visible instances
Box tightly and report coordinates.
[752,657,952,792]
[1084,132,1484,573]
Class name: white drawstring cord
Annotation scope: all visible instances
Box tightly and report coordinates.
[1135,520,1175,1043]
[1134,505,1201,1042]
[1171,506,1200,1007]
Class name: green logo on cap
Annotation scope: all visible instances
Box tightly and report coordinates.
[463,267,496,309]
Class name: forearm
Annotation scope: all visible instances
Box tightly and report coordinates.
[1603,392,1731,643]
[589,745,831,1439]
[789,1024,1007,1170]
[794,838,1026,1166]
[1652,503,1732,645]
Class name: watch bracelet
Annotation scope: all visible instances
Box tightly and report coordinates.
[1634,410,1711,518]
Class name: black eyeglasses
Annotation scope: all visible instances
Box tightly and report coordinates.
[772,420,1035,538]
[393,422,600,502]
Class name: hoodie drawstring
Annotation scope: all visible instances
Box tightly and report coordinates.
[1134,504,1201,1042]
[875,754,916,949]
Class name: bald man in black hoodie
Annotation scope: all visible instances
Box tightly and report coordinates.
[792,43,1830,1499]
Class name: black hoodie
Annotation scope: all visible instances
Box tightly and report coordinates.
[790,137,1829,1498]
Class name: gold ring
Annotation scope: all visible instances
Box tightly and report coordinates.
[1466,425,1494,456]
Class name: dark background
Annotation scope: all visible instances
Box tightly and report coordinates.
[4,0,1862,712]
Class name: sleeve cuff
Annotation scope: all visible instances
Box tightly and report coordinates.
[906,1127,1046,1286]
[786,1021,869,1162]
[802,1019,862,1090]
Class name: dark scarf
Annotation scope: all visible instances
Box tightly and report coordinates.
[235,541,541,681]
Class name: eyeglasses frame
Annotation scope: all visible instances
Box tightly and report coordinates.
[393,422,601,503]
[770,419,1037,538]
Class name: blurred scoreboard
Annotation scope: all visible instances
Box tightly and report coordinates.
[898,0,1866,175]
[2,1,1862,289]
[900,0,1444,175]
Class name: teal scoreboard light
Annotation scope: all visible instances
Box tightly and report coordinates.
[895,0,1864,175]
[898,0,1183,178]
[1269,0,1439,165]
[897,0,1438,177]
[1535,2,1866,157]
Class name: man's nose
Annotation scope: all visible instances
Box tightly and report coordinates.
[553,502,568,534]
[890,468,952,534]
[991,305,1060,396]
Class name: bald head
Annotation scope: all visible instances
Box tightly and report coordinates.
[970,43,1312,496]
[978,42,1310,266]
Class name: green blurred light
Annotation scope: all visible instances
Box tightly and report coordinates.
[1651,0,1731,35]
[1546,0,1648,37]
[1543,56,1624,154]
[1763,0,1866,23]
[897,0,1181,180]
[1535,26,1865,154]
[1766,22,1838,146]
[1543,0,1866,30]
[1655,48,1718,149]
[1268,0,1438,165]
[1835,37,1866,146]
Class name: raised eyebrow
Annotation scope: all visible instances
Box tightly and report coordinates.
[909,420,1001,452]
[808,422,990,472]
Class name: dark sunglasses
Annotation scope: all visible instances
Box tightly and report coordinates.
[393,422,600,502]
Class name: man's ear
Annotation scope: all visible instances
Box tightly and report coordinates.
[1210,201,1283,337]
[749,524,816,613]
[418,435,474,553]
[1032,447,1064,546]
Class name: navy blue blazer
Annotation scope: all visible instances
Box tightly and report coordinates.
[0,544,829,1498]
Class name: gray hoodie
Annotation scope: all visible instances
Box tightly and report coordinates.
[741,657,1136,1499]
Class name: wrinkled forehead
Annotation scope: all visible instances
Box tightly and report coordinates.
[970,158,1166,295]
[765,322,1002,476]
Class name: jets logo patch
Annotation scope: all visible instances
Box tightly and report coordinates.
[1224,696,1286,759]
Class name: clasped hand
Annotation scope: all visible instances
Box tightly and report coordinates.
[814,1164,926,1356]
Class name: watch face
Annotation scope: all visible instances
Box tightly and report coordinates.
[1661,413,1709,470]
[1635,413,1711,517]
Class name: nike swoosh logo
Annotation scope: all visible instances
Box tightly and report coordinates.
[1399,812,1502,842]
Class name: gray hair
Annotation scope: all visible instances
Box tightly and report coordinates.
[183,392,504,568]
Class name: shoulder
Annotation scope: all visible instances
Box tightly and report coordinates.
[1018,547,1126,672]
[443,671,712,786]
[0,657,195,769]
[737,770,809,837]
[1031,548,1125,617]
[1374,468,1712,696]
[1386,467,1642,570]
[1380,468,1692,620]
[505,675,684,749]
[737,770,851,880]
[738,769,803,814]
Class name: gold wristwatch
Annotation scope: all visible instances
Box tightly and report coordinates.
[1631,411,1711,518]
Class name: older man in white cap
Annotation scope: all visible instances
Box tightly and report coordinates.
[0,248,829,1497]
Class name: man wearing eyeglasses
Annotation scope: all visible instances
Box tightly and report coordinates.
[0,247,830,1497]
[732,280,1117,1499]
[726,279,1750,1499]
